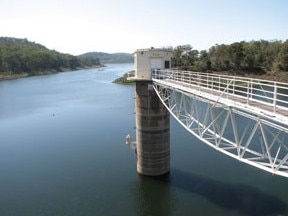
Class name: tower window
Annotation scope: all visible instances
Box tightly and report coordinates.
[164,61,170,69]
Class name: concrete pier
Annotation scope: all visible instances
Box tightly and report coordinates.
[135,81,170,176]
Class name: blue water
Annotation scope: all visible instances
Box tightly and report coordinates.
[0,64,287,216]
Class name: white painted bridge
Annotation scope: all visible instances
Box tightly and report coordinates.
[152,69,288,178]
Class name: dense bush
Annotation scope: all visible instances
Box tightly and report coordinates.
[0,37,100,75]
[172,40,288,74]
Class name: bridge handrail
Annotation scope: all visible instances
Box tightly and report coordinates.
[152,69,288,178]
[152,69,288,114]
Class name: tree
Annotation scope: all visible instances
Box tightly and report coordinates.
[172,45,199,70]
[198,50,211,71]
[278,40,288,71]
[228,42,244,70]
[208,44,230,71]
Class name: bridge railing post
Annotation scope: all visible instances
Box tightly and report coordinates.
[233,77,235,95]
[247,80,250,105]
[206,73,209,89]
[273,82,277,113]
[211,77,214,94]
[226,77,228,98]
[218,75,220,91]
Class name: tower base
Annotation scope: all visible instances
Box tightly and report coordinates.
[135,81,170,176]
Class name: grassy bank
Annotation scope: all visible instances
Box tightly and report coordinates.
[0,72,30,81]
[113,71,135,85]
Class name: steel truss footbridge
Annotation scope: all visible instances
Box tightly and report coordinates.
[152,69,288,178]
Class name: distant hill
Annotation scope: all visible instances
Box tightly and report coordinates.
[80,52,133,64]
[0,37,101,80]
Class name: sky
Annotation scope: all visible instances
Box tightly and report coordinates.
[0,0,287,55]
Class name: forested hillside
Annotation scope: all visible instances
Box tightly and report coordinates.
[0,37,100,78]
[80,52,133,63]
[172,40,288,75]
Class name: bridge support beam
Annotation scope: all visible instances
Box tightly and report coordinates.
[135,81,170,176]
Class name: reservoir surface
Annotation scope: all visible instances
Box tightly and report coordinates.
[0,64,287,216]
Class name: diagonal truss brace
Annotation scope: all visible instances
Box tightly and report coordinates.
[153,82,288,178]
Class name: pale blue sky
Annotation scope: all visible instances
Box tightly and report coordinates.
[0,0,287,55]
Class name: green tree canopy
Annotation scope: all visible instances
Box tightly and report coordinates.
[172,39,288,74]
[0,37,100,76]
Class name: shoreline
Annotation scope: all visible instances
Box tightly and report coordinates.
[113,70,135,85]
[0,65,104,82]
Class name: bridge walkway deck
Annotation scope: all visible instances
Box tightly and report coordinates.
[153,78,288,126]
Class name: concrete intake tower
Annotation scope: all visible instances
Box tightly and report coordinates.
[131,48,173,176]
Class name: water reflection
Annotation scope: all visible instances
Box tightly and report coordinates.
[171,170,287,216]
[136,174,173,216]
[136,170,287,216]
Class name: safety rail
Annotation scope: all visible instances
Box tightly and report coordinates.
[152,69,288,177]
[152,69,288,116]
